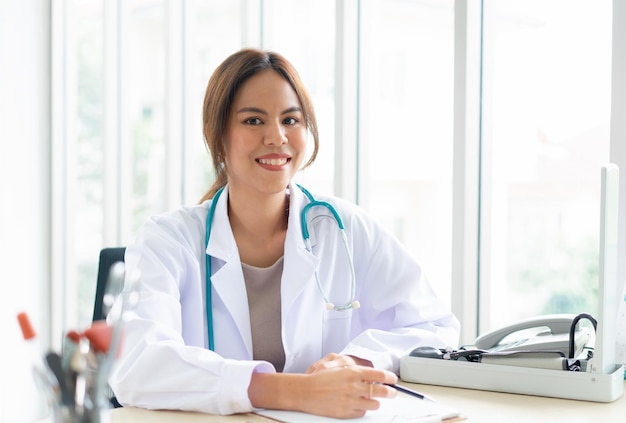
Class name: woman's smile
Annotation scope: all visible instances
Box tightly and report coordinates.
[256,154,292,169]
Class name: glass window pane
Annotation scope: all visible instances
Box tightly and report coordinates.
[183,0,247,204]
[359,0,455,307]
[124,0,167,234]
[480,0,612,329]
[71,0,105,326]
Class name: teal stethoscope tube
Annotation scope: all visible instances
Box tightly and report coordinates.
[204,184,358,351]
[204,186,223,352]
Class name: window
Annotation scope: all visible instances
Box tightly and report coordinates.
[66,0,106,324]
[479,0,613,331]
[51,0,623,345]
[359,0,455,306]
[183,0,249,203]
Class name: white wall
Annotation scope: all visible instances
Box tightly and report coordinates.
[0,0,51,421]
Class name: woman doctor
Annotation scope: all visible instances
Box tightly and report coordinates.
[109,48,460,419]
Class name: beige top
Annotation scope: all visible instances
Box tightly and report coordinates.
[241,257,286,372]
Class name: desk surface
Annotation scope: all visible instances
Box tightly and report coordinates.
[107,380,626,423]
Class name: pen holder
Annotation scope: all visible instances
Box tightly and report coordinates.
[20,262,133,422]
[17,313,118,423]
[40,320,120,423]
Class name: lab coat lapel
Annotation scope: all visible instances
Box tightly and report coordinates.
[205,186,253,358]
[282,184,320,311]
[281,185,326,370]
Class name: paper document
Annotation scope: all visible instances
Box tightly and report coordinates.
[254,394,463,422]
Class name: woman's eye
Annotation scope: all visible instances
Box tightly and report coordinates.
[244,117,262,125]
[283,117,298,125]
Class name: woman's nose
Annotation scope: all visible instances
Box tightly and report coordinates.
[264,121,288,146]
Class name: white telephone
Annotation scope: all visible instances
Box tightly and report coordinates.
[474,314,593,358]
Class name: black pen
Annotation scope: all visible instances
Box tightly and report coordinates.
[384,383,436,402]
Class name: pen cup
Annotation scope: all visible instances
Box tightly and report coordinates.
[47,328,115,423]
[21,262,133,422]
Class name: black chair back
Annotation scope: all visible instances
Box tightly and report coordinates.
[93,247,126,408]
[92,247,126,322]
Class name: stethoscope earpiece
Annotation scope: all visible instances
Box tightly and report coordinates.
[325,302,335,311]
[351,300,361,309]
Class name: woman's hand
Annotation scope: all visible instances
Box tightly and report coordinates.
[249,364,398,419]
[305,353,373,373]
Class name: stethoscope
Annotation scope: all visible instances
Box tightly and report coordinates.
[204,184,359,351]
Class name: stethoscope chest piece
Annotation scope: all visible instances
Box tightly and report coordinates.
[325,300,361,311]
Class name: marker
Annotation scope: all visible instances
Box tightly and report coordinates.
[384,383,436,402]
[16,312,61,410]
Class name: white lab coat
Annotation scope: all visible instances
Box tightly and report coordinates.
[109,183,459,415]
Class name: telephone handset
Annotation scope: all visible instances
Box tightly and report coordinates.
[474,314,593,357]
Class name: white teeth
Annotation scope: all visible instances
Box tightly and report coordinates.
[258,158,288,166]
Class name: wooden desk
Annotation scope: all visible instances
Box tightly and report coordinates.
[108,380,626,422]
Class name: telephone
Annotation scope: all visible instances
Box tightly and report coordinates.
[474,314,593,358]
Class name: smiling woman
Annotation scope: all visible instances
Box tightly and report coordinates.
[107,47,460,418]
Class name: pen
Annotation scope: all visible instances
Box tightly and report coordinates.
[384,383,436,402]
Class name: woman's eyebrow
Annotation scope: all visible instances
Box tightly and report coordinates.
[281,106,302,115]
[236,106,266,115]
[236,106,302,115]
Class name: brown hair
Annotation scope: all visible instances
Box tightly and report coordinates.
[199,48,319,203]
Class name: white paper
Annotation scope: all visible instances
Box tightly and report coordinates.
[254,395,461,423]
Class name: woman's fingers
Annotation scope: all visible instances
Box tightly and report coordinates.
[356,366,398,387]
[364,380,398,400]
[305,353,357,373]
[290,361,400,418]
[297,367,394,418]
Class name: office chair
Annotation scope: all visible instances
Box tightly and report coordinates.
[93,247,126,322]
[93,246,126,408]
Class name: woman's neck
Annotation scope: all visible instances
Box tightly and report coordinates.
[227,186,290,267]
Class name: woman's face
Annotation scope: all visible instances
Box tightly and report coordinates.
[224,69,308,196]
